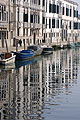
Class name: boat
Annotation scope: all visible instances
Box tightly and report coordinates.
[75,42,80,47]
[41,45,53,55]
[14,50,34,60]
[27,45,43,56]
[0,52,16,65]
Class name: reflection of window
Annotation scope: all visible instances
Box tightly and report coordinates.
[4,32,6,39]
[7,31,8,39]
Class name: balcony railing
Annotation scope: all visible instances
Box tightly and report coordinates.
[17,22,21,28]
[0,22,8,28]
[23,22,30,28]
[23,2,29,8]
[58,13,62,18]
[30,4,40,11]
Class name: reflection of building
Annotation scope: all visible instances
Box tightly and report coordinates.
[42,49,79,95]
[0,49,80,119]
[15,59,43,120]
[0,69,16,120]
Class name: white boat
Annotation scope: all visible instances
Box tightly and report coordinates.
[0,52,16,65]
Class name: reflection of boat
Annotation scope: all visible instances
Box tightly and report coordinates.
[15,55,42,68]
[14,50,34,60]
[42,46,53,55]
[0,52,16,65]
[15,59,35,68]
[27,45,43,56]
[0,63,15,70]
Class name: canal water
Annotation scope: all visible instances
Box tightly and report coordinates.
[0,48,80,120]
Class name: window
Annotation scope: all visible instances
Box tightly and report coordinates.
[70,21,71,29]
[57,5,59,14]
[43,0,45,6]
[70,9,72,17]
[49,19,51,28]
[56,20,59,28]
[52,4,56,13]
[74,22,78,29]
[66,8,69,16]
[38,15,40,24]
[0,12,1,20]
[62,7,65,15]
[38,0,40,5]
[0,32,1,39]
[30,14,33,23]
[52,19,55,28]
[23,13,28,22]
[17,28,19,36]
[42,17,45,24]
[23,28,25,36]
[49,3,51,13]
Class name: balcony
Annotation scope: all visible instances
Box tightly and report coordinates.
[42,24,46,29]
[58,13,62,18]
[42,6,45,11]
[0,22,8,29]
[17,22,21,28]
[17,1,20,6]
[30,23,42,30]
[30,4,40,11]
[23,22,30,28]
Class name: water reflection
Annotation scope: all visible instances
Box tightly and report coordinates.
[0,48,80,120]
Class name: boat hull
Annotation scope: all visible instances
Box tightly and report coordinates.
[15,50,34,60]
[42,47,53,55]
[0,55,16,65]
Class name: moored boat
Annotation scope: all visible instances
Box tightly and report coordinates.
[27,45,43,56]
[14,50,34,60]
[0,52,16,65]
[41,46,53,55]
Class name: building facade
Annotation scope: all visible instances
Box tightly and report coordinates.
[0,0,8,48]
[44,0,79,46]
[12,0,45,48]
[0,0,80,48]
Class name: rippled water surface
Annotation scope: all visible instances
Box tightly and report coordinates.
[0,48,80,120]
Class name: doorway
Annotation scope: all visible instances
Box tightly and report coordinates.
[33,32,36,44]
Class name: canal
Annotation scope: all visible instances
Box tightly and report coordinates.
[0,48,80,120]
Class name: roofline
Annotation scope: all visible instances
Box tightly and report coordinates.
[64,0,78,6]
